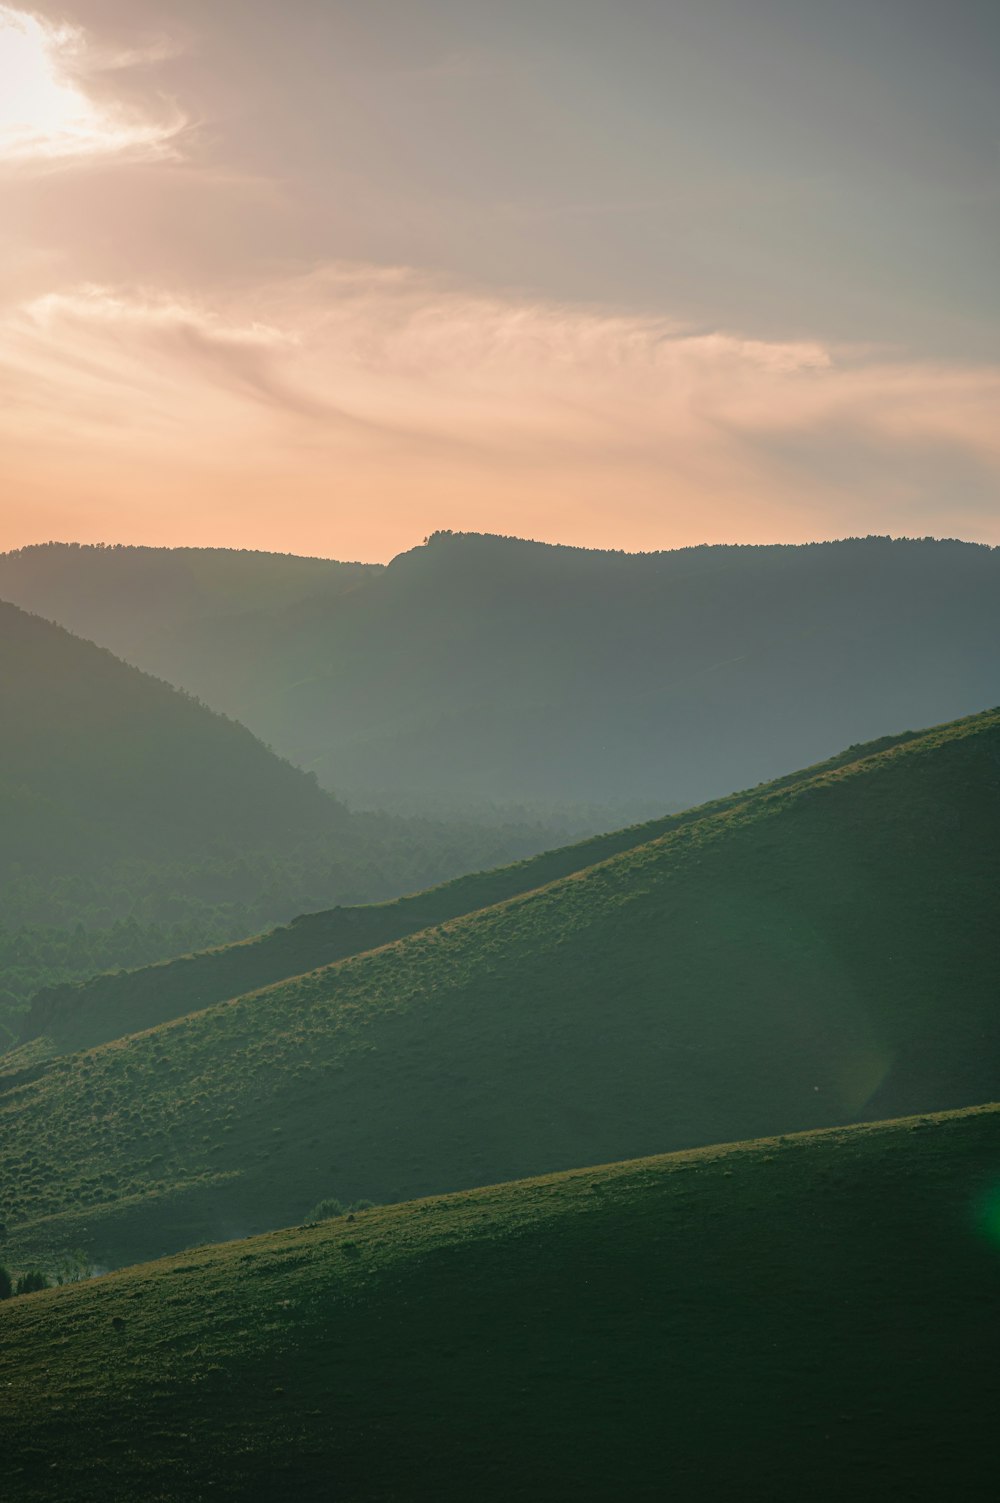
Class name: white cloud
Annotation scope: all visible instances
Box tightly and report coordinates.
[0,6,185,167]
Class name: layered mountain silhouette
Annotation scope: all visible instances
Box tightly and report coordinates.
[3,707,998,1269]
[0,597,570,1037]
[0,596,343,885]
[1,533,998,823]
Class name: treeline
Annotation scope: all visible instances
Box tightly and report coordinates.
[0,917,247,1041]
[0,1249,93,1299]
[0,1268,50,1298]
[0,808,569,1040]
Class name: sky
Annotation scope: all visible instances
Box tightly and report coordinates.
[1,0,998,561]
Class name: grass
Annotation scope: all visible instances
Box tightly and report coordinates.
[3,1103,1000,1501]
[12,720,924,1063]
[2,708,999,1269]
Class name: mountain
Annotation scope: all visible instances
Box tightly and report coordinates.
[0,596,343,882]
[3,1104,999,1502]
[2,708,998,1270]
[2,533,998,823]
[0,598,575,1039]
[0,542,376,666]
[10,723,921,1066]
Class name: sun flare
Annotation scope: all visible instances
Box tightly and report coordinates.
[0,5,178,163]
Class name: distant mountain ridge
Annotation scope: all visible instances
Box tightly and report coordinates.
[2,533,997,823]
[3,707,998,1269]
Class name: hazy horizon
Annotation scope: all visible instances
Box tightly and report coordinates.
[4,526,999,568]
[2,0,998,560]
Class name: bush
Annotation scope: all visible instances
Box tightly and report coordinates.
[15,1270,49,1295]
[307,1197,344,1222]
[306,1195,378,1223]
[0,1265,11,1300]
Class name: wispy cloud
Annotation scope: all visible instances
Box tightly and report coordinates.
[0,6,186,169]
[1,266,999,557]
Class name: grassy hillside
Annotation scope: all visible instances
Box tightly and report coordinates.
[0,598,578,1038]
[2,709,998,1269]
[3,1105,1000,1501]
[12,724,922,1063]
[3,533,998,824]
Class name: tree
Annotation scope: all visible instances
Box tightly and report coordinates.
[15,1270,49,1295]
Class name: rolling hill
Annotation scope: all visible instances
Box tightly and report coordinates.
[2,708,998,1270]
[2,533,999,824]
[3,1104,1000,1501]
[0,597,574,1038]
[10,724,922,1065]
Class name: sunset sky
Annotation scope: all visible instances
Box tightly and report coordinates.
[1,0,998,560]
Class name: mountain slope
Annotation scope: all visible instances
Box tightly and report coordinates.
[0,598,575,1039]
[3,1105,1000,1502]
[3,533,998,822]
[2,708,998,1268]
[0,596,342,882]
[11,725,922,1064]
[0,542,376,670]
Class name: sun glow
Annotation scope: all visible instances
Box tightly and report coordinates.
[0,5,180,164]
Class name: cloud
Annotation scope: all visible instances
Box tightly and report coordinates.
[1,266,998,558]
[0,6,185,168]
[4,286,361,427]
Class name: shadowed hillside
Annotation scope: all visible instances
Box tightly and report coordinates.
[3,1105,1000,1501]
[3,534,998,823]
[0,596,343,880]
[11,725,922,1064]
[0,599,579,1039]
[2,709,998,1268]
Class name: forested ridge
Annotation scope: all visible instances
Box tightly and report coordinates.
[3,534,998,823]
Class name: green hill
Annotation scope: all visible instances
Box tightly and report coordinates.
[2,708,999,1270]
[3,1104,1000,1501]
[0,598,577,1038]
[11,724,922,1065]
[3,534,999,825]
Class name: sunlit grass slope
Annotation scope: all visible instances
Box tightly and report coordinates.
[2,709,999,1268]
[13,724,921,1063]
[4,1105,1000,1502]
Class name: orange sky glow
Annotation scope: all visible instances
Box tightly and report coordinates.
[2,2,998,561]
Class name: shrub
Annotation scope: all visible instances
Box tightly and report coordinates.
[306,1195,377,1223]
[0,1265,12,1300]
[15,1270,50,1295]
[306,1197,344,1222]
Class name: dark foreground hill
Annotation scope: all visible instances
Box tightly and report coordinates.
[3,533,999,823]
[12,724,921,1065]
[2,708,999,1269]
[3,1105,1000,1502]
